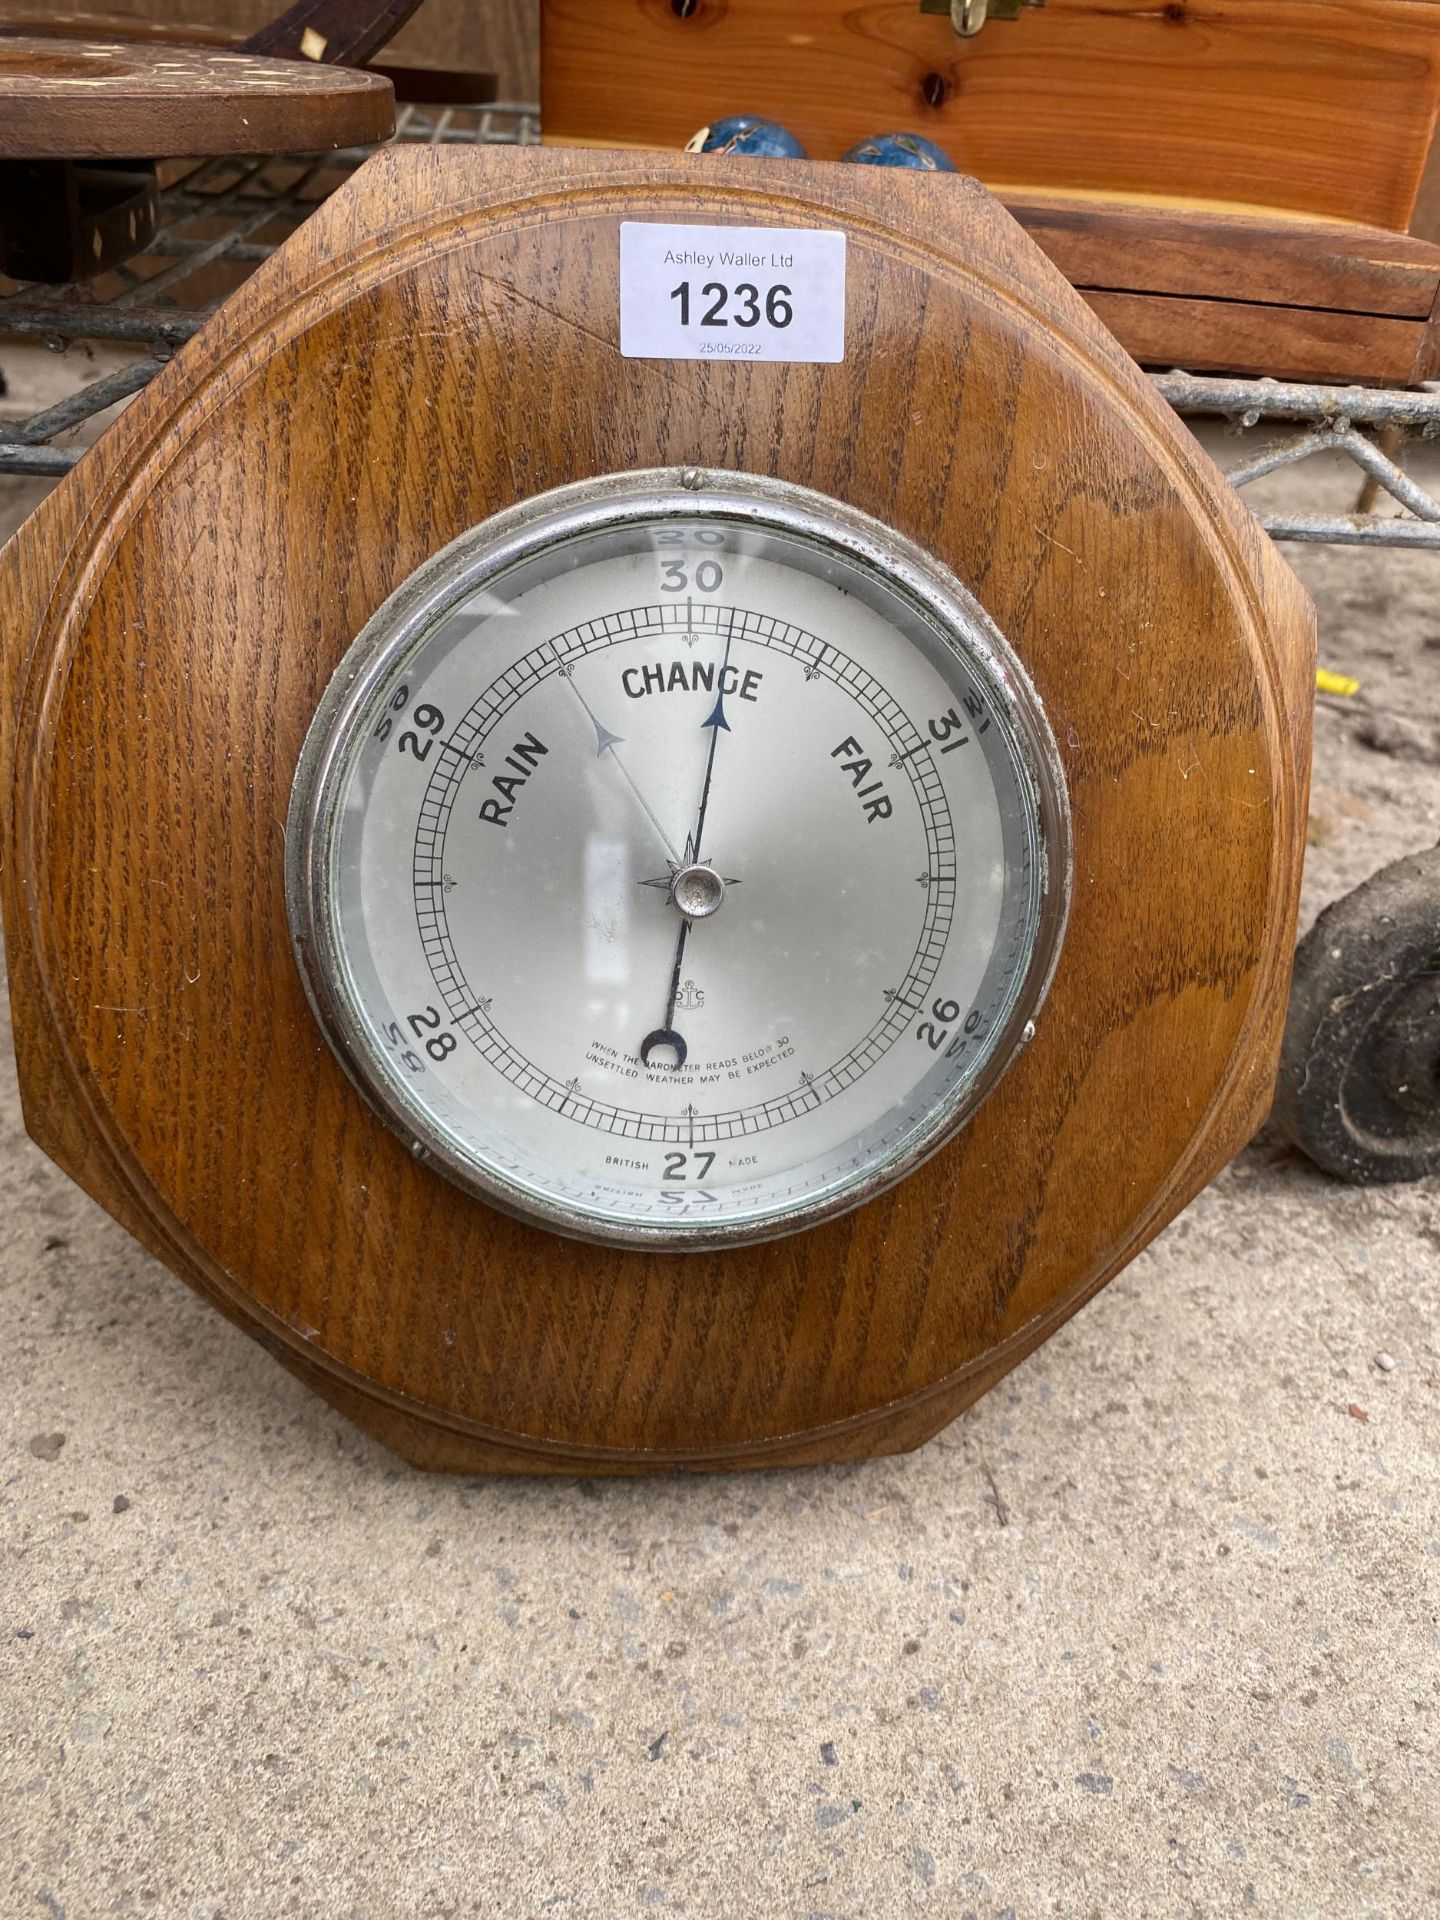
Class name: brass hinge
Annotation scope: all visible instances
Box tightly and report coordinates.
[919,0,1045,35]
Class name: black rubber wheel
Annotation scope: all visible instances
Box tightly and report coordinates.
[1274,843,1440,1183]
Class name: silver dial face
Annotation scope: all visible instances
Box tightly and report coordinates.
[287,472,1069,1248]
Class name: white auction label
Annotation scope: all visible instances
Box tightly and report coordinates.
[620,222,846,364]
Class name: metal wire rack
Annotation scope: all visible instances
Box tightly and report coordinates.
[1152,372,1440,551]
[0,102,539,478]
[4,100,1440,551]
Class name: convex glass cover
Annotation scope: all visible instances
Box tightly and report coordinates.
[286,471,1069,1246]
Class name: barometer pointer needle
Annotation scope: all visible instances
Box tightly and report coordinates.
[640,622,735,1071]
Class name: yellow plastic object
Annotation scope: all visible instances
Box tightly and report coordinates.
[1316,668,1360,697]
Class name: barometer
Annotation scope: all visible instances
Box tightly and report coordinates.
[287,472,1068,1247]
[0,148,1313,1471]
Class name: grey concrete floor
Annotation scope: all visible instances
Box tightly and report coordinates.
[0,372,1437,1918]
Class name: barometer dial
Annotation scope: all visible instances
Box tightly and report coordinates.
[287,471,1069,1246]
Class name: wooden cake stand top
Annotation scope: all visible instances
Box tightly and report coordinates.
[0,35,395,158]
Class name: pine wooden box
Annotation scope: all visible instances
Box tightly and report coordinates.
[541,0,1440,231]
[541,0,1440,384]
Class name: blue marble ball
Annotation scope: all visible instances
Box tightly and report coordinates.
[689,115,808,159]
[841,132,956,172]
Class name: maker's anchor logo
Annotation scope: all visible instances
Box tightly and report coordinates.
[675,979,705,1012]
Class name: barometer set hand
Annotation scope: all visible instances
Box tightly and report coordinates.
[549,637,683,867]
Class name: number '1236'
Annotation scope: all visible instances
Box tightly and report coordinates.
[669,282,794,329]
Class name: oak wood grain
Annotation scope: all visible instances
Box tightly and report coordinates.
[0,148,1314,1472]
[541,0,1440,232]
[0,33,394,157]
